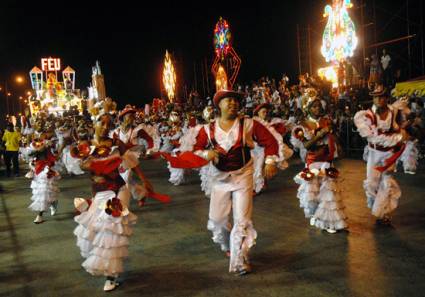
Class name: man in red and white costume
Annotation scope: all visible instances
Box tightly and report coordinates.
[354,86,409,224]
[111,106,156,201]
[192,90,279,275]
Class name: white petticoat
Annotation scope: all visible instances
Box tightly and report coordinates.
[28,167,60,212]
[252,144,265,194]
[397,140,418,173]
[62,146,85,175]
[294,162,347,230]
[74,188,137,277]
[199,164,213,198]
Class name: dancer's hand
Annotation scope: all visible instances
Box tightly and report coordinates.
[264,163,278,180]
[205,150,219,164]
[400,129,409,141]
[318,126,330,137]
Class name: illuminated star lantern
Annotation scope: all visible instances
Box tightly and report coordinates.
[214,17,232,60]
[211,17,241,90]
[215,65,228,91]
[321,0,358,63]
[163,50,176,102]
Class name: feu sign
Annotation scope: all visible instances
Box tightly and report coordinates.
[41,58,61,71]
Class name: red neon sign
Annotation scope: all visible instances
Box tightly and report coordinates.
[41,58,61,71]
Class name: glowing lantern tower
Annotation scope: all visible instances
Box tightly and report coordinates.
[211,17,241,90]
[29,66,43,92]
[162,50,176,102]
[62,66,76,91]
[319,0,357,88]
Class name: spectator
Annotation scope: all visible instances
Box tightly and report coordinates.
[2,123,21,177]
[381,49,392,88]
[369,54,382,88]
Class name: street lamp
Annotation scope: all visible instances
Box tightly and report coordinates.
[1,75,26,116]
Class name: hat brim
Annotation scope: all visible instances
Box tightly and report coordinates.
[118,109,136,120]
[253,103,272,115]
[369,91,388,97]
[213,90,244,107]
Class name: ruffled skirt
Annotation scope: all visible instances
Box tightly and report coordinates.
[294,164,347,231]
[199,164,213,198]
[28,170,60,212]
[74,188,137,277]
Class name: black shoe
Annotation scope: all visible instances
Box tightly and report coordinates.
[235,264,252,276]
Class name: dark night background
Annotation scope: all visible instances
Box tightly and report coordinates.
[0,0,423,109]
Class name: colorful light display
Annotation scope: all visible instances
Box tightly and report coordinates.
[211,17,241,90]
[321,0,358,63]
[163,50,176,102]
[214,17,232,59]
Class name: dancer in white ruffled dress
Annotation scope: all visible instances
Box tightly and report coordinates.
[198,106,215,197]
[163,112,186,185]
[74,113,154,292]
[354,86,409,224]
[291,89,347,233]
[252,103,293,194]
[58,122,85,176]
[26,139,60,224]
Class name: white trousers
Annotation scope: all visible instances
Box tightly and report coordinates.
[207,163,257,272]
[364,147,401,218]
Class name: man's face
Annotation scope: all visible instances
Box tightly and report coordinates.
[258,108,269,120]
[219,97,239,117]
[373,96,388,109]
[123,112,135,126]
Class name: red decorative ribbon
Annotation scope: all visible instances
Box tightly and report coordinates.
[146,192,171,203]
[34,152,56,175]
[160,151,209,169]
[90,156,123,175]
[374,143,406,172]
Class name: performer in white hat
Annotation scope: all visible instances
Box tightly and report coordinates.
[188,89,280,275]
[354,85,409,224]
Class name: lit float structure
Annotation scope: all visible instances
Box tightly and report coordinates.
[29,57,83,115]
[317,0,358,88]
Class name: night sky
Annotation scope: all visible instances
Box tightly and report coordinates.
[0,0,423,108]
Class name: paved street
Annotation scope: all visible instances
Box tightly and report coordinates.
[1,158,425,297]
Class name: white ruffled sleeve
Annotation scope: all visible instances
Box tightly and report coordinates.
[354,110,403,147]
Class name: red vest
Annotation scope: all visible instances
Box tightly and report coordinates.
[209,118,251,172]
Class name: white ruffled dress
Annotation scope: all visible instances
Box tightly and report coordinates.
[74,188,136,277]
[291,125,347,231]
[74,150,140,277]
[28,166,60,212]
